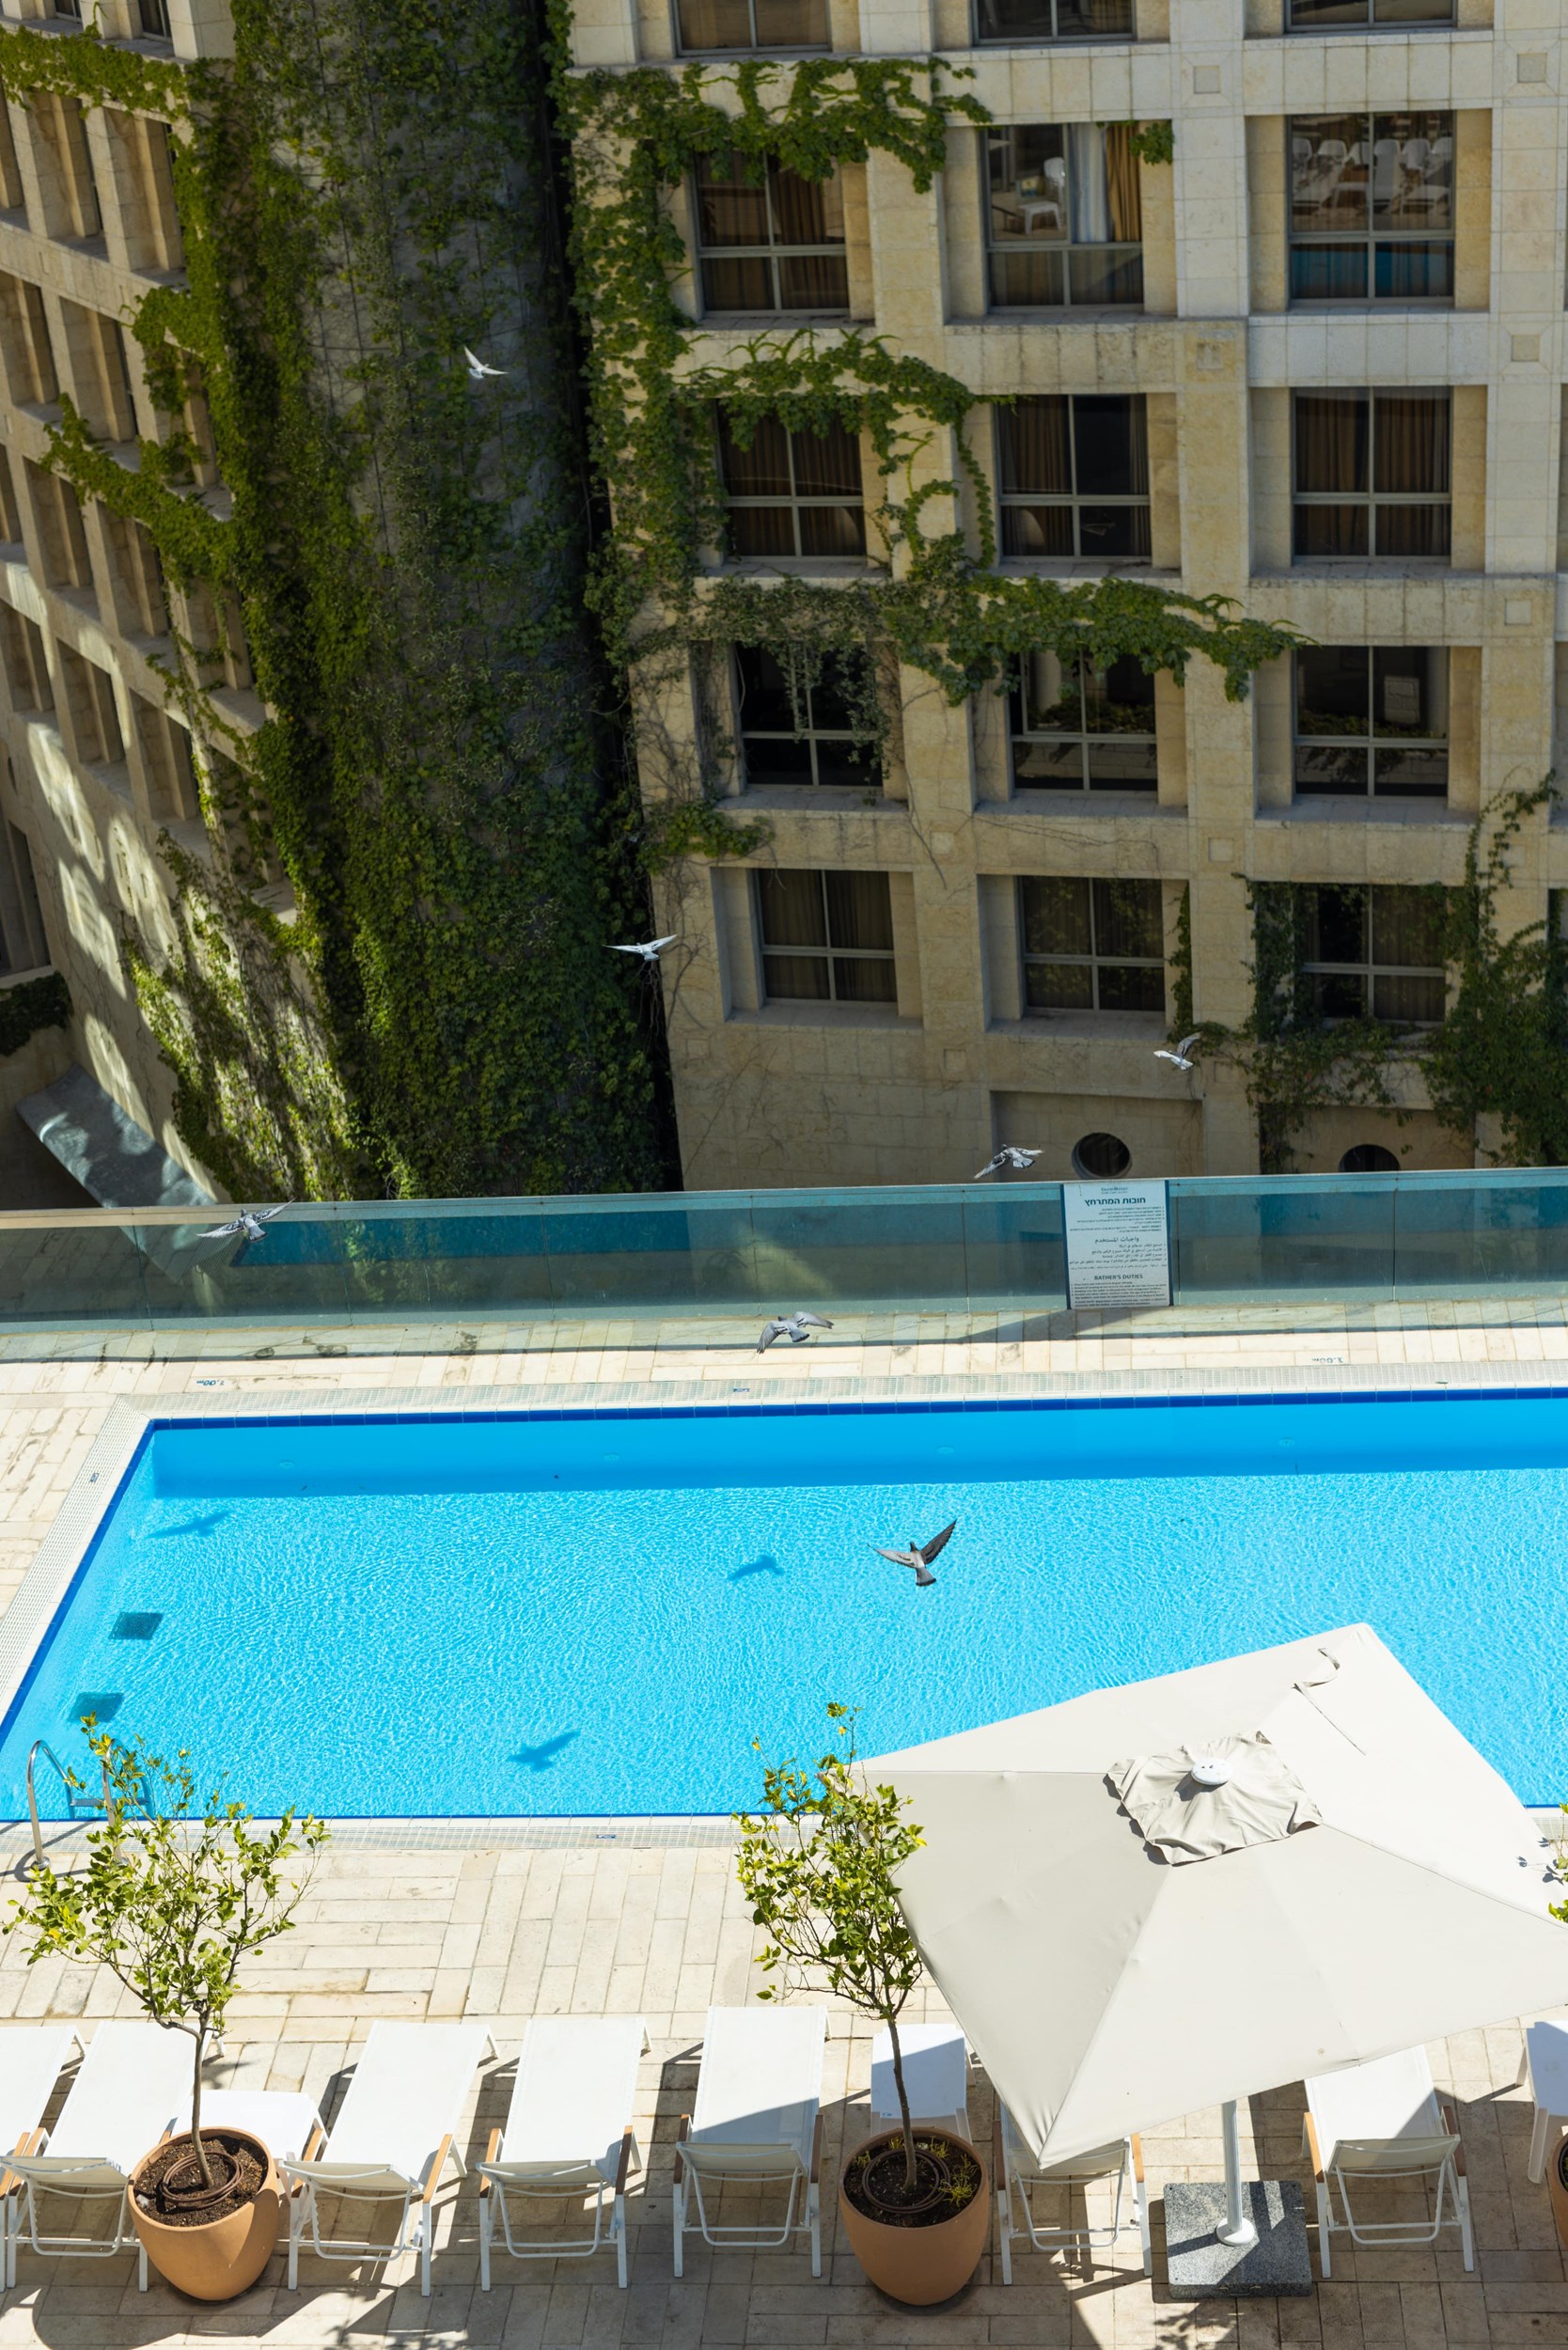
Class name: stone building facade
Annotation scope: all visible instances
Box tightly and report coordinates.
[575,0,1566,1187]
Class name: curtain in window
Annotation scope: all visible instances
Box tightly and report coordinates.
[719,415,792,497]
[1021,877,1090,957]
[759,870,828,948]
[1092,879,1162,959]
[1374,392,1449,494]
[825,871,894,952]
[998,399,1071,495]
[1295,394,1367,494]
[771,165,844,247]
[1371,885,1444,969]
[792,421,862,497]
[1067,125,1111,243]
[1104,124,1143,246]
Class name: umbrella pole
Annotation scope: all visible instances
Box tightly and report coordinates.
[1216,2101,1259,2249]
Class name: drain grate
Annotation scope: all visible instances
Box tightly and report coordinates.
[111,1612,163,1641]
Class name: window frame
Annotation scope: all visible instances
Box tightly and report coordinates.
[995,394,1152,566]
[675,0,829,52]
[1293,646,1449,800]
[1010,653,1160,793]
[717,413,867,563]
[694,155,849,318]
[1285,0,1453,32]
[982,126,1144,314]
[1299,884,1447,1025]
[1287,113,1455,308]
[732,646,879,790]
[971,0,1135,41]
[1290,387,1452,564]
[755,868,899,1005]
[1018,875,1167,1014]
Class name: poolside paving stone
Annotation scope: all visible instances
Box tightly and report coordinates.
[4,1321,1568,2341]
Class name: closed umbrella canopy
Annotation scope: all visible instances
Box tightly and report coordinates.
[876,1624,1564,2170]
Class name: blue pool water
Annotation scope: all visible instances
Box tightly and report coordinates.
[2,1394,1567,1819]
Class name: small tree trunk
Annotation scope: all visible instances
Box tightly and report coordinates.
[190,2028,214,2189]
[886,2016,918,2191]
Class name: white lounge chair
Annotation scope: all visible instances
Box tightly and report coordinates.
[1303,2045,1473,2277]
[673,2006,824,2278]
[477,2016,647,2290]
[993,2104,1150,2281]
[280,2021,495,2296]
[0,2027,84,2292]
[4,2021,204,2291]
[870,2023,970,2138]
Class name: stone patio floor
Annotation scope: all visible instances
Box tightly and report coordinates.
[0,1317,1565,2344]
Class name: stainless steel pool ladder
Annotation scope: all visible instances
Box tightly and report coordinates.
[24,1740,112,1869]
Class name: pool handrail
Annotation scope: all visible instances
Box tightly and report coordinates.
[24,1740,110,1869]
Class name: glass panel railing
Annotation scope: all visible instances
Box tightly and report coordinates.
[1170,1177,1397,1304]
[4,1169,1568,1332]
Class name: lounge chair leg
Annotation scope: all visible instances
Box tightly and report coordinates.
[479,2195,491,2293]
[288,2203,301,2291]
[1315,2183,1332,2279]
[809,2183,821,2279]
[137,2238,148,2293]
[1459,2181,1475,2273]
[997,2187,1012,2286]
[421,2215,432,2298]
[672,2181,683,2278]
[616,2192,628,2289]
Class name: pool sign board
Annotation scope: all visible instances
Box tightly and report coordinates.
[1062,1181,1171,1308]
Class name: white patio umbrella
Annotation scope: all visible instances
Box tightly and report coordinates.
[875,1624,1566,2251]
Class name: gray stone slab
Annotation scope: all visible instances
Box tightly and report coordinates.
[18,1063,212,1210]
[1163,2179,1314,2298]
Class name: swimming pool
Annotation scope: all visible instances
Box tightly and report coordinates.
[2,1392,1566,1819]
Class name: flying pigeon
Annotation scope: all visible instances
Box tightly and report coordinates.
[756,1311,833,1354]
[1154,1033,1200,1072]
[872,1520,957,1590]
[201,1204,288,1245]
[612,935,677,964]
[974,1146,1041,1180]
[463,346,506,380]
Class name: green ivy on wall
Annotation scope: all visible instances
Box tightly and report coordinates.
[0,969,70,1058]
[3,7,672,1201]
[553,46,1303,800]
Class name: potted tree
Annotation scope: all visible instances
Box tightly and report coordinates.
[735,1704,988,2306]
[5,1725,327,2302]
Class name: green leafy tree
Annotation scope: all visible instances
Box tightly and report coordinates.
[735,1703,928,2187]
[4,1728,328,2189]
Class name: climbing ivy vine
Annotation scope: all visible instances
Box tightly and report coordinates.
[2,5,671,1200]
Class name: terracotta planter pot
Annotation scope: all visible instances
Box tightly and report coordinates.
[838,2129,990,2306]
[129,2131,281,2302]
[1548,2134,1568,2254]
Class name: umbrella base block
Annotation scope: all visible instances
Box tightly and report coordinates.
[1163,2181,1313,2297]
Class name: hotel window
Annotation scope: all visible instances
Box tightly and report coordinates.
[757,868,897,1003]
[696,156,847,314]
[0,822,48,974]
[975,0,1132,38]
[1290,116,1453,304]
[1294,648,1447,798]
[0,606,52,713]
[986,126,1142,310]
[734,646,877,786]
[678,0,827,48]
[1302,885,1445,1023]
[1293,391,1450,560]
[718,414,865,559]
[1011,653,1157,791]
[997,395,1150,562]
[1287,0,1450,29]
[137,0,173,35]
[1019,877,1165,1012]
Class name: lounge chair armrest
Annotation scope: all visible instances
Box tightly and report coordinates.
[479,2128,502,2196]
[1,2128,43,2199]
[1303,2112,1325,2182]
[422,2134,453,2205]
[1438,2097,1466,2174]
[615,2126,635,2198]
[1130,2133,1145,2184]
[809,2112,823,2187]
[302,2125,326,2163]
[674,2114,690,2185]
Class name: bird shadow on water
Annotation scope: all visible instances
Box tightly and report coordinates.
[729,1554,784,1581]
[147,1508,230,1538]
[510,1731,579,1773]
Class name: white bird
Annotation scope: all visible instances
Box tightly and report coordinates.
[872,1519,957,1590]
[612,935,677,964]
[974,1146,1041,1180]
[1154,1033,1201,1072]
[463,345,506,381]
[201,1204,288,1245]
[757,1311,833,1354]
